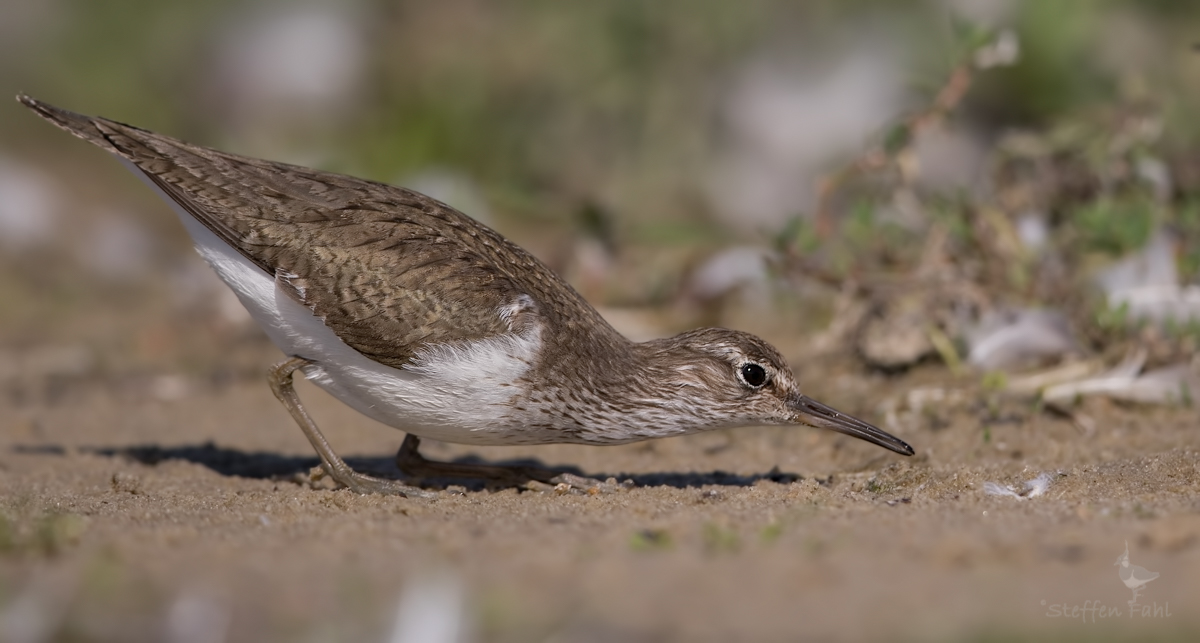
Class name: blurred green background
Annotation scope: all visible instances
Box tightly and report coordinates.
[2,0,1199,365]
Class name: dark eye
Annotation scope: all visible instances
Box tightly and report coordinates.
[739,363,768,388]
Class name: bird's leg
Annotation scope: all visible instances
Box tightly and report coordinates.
[395,434,622,491]
[269,357,435,498]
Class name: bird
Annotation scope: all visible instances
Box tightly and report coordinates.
[19,94,914,496]
[1114,540,1159,607]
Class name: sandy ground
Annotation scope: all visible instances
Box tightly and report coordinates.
[2,305,1199,643]
[0,192,1197,641]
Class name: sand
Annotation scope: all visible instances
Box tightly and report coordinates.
[2,320,1198,642]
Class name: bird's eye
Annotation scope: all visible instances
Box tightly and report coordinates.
[739,363,768,388]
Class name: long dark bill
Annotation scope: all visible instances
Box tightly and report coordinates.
[791,395,915,456]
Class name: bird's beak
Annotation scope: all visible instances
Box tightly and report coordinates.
[789,395,915,456]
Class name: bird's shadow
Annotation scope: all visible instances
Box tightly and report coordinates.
[14,442,803,491]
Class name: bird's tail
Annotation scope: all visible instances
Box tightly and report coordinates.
[16,94,131,157]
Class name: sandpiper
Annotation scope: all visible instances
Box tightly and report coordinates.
[20,95,913,496]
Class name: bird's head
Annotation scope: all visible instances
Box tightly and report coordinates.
[638,328,914,455]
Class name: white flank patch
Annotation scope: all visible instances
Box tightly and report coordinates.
[119,158,541,445]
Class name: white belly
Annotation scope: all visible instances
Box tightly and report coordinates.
[122,161,541,445]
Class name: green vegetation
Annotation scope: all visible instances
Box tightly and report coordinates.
[629,528,673,552]
[0,508,87,558]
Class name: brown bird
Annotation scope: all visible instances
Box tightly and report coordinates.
[19,95,913,496]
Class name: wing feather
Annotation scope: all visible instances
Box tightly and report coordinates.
[21,95,547,368]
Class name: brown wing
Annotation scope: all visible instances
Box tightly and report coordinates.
[19,95,556,368]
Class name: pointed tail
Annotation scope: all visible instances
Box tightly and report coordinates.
[16,93,137,156]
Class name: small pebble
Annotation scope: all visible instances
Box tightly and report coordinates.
[111,471,142,495]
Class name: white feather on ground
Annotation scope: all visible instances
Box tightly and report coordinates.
[984,472,1055,500]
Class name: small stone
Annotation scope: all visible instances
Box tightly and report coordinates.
[111,471,142,494]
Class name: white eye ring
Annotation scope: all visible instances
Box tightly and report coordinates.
[738,362,768,388]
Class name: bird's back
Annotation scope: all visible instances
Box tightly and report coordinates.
[20,95,620,370]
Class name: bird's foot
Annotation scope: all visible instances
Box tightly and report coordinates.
[270,357,443,498]
[306,465,438,498]
[270,357,437,498]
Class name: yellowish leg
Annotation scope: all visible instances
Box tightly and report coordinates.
[268,357,434,497]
